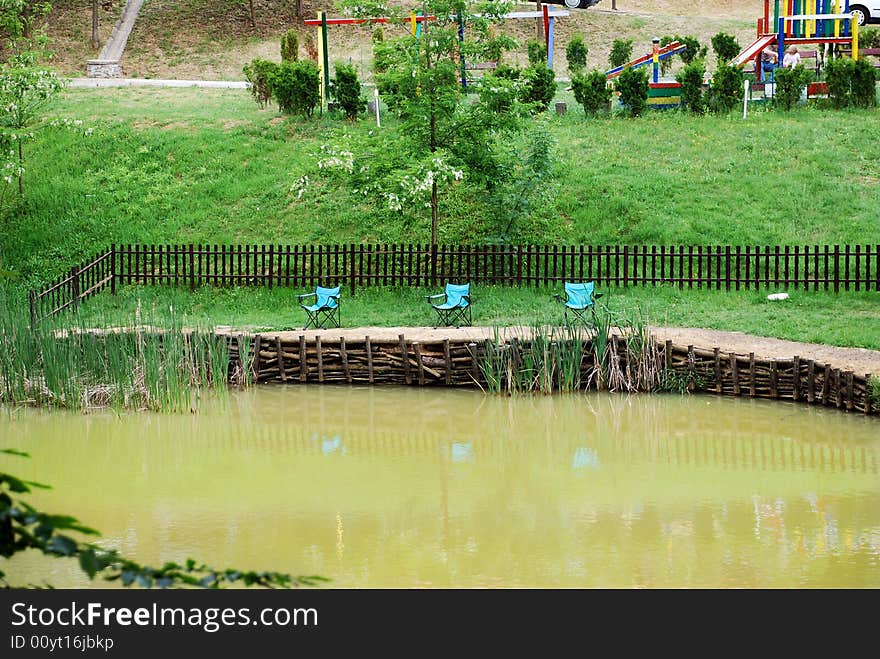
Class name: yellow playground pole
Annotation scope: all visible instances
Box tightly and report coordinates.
[808,0,815,38]
[852,20,859,60]
[834,0,841,37]
[411,11,417,35]
[780,0,788,36]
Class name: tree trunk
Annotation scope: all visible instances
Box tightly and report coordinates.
[296,0,303,20]
[535,1,544,41]
[92,0,100,50]
[431,181,438,248]
[249,0,256,28]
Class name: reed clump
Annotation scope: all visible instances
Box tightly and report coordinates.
[478,306,662,395]
[0,296,237,412]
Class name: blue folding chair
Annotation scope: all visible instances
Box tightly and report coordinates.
[426,282,471,327]
[297,285,341,329]
[554,281,601,325]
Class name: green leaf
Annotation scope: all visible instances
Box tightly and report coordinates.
[78,548,99,579]
[0,474,31,493]
[121,570,136,586]
[47,534,77,556]
[0,449,30,457]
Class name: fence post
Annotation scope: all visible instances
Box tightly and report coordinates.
[267,244,274,290]
[833,244,840,293]
[189,244,195,291]
[431,243,438,287]
[110,244,117,294]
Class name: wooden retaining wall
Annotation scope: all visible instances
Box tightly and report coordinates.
[224,333,878,416]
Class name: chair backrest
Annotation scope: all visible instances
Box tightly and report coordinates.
[564,281,594,308]
[445,282,470,307]
[315,285,340,308]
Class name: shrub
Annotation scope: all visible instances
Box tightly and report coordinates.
[609,38,634,68]
[851,58,879,108]
[615,66,648,117]
[243,58,277,109]
[519,64,556,113]
[824,57,876,108]
[711,32,740,64]
[678,35,707,65]
[572,70,611,116]
[566,34,588,74]
[480,72,520,114]
[280,29,298,62]
[659,35,675,76]
[331,62,365,120]
[303,33,319,63]
[493,63,521,81]
[705,63,743,114]
[372,27,384,44]
[270,60,320,117]
[859,27,880,48]
[675,60,705,114]
[527,39,546,66]
[773,64,811,110]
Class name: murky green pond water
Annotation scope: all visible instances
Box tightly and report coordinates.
[2,387,879,588]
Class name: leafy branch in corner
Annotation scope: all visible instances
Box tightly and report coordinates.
[0,450,327,589]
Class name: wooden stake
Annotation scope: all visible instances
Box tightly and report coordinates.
[399,334,412,385]
[714,347,721,394]
[299,335,308,382]
[730,353,740,396]
[252,334,262,383]
[366,335,374,384]
[807,360,815,403]
[865,373,873,414]
[821,364,830,405]
[748,352,756,397]
[316,335,324,383]
[665,339,673,369]
[770,360,778,398]
[340,337,351,383]
[276,335,287,382]
[845,371,854,411]
[443,339,452,385]
[468,342,479,384]
[792,355,800,401]
[412,342,425,385]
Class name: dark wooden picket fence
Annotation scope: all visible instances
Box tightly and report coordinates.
[29,243,880,324]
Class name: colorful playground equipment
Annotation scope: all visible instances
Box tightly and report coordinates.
[732,0,859,81]
[304,7,570,107]
[605,38,688,109]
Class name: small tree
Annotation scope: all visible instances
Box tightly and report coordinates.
[243,58,277,108]
[0,64,63,196]
[572,70,611,116]
[705,63,743,114]
[615,66,648,117]
[773,64,811,110]
[566,34,588,75]
[711,32,740,64]
[676,60,705,114]
[270,60,320,117]
[851,58,879,108]
[678,35,707,65]
[331,62,366,120]
[527,38,546,66]
[280,29,299,62]
[609,38,634,68]
[659,35,675,76]
[519,64,556,114]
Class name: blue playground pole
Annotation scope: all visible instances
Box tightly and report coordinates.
[778,17,786,63]
[547,17,555,69]
[843,0,850,37]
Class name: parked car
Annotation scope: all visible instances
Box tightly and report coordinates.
[542,0,603,10]
[850,3,880,25]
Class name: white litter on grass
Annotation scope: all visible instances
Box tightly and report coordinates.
[767,293,789,301]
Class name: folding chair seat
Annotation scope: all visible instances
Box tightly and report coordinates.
[297,285,341,329]
[554,281,601,326]
[426,283,471,327]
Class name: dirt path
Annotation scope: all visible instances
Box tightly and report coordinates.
[215,325,880,376]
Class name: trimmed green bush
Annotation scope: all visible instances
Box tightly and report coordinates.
[519,64,556,114]
[705,63,743,114]
[676,60,705,114]
[825,57,876,108]
[270,60,320,117]
[711,32,740,64]
[678,35,707,65]
[527,39,546,66]
[566,35,588,74]
[773,65,811,110]
[572,70,611,116]
[243,58,277,109]
[331,62,365,120]
[609,38,634,68]
[851,58,879,108]
[280,29,298,62]
[615,66,648,117]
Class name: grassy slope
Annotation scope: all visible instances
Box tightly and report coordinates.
[2,86,878,349]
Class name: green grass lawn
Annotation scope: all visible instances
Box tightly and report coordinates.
[71,283,880,351]
[2,86,879,349]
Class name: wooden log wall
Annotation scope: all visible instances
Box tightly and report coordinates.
[223,333,878,416]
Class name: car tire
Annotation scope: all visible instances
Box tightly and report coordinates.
[849,6,869,26]
[563,0,581,8]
